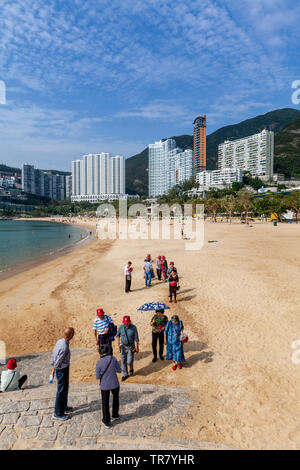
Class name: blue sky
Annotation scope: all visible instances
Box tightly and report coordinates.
[0,0,300,171]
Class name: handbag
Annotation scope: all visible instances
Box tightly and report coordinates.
[124,326,136,354]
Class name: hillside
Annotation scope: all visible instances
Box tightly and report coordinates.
[0,164,70,177]
[274,117,300,178]
[125,108,300,195]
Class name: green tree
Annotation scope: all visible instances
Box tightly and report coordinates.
[222,195,236,224]
[205,197,220,222]
[237,189,254,224]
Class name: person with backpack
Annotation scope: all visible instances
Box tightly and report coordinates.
[0,358,27,392]
[96,343,121,429]
[93,308,115,352]
[116,315,139,381]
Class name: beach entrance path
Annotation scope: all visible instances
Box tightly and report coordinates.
[0,358,230,450]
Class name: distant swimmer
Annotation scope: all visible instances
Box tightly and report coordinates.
[68,234,71,238]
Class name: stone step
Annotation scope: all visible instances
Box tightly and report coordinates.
[0,382,232,450]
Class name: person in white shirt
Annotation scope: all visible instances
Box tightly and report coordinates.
[1,358,27,392]
[124,261,133,293]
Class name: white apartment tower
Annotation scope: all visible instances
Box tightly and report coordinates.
[149,139,193,196]
[71,153,125,202]
[218,129,274,179]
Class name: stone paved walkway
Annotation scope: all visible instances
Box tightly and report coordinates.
[0,351,231,450]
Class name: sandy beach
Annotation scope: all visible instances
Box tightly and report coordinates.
[0,219,300,449]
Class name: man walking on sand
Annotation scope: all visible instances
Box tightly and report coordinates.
[51,327,74,421]
[116,316,139,381]
[144,259,152,287]
[93,308,114,349]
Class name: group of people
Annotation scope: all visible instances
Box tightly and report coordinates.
[124,254,180,303]
[1,251,187,430]
[1,309,186,430]
[46,306,186,427]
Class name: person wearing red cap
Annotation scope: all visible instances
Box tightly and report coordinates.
[168,270,179,303]
[161,256,168,281]
[124,261,133,293]
[156,256,162,281]
[93,308,114,350]
[1,358,27,392]
[167,262,178,299]
[116,316,139,381]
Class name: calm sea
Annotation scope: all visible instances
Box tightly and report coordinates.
[0,220,88,273]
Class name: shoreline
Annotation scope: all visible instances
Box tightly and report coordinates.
[0,218,95,282]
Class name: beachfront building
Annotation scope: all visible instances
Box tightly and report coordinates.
[148,139,193,196]
[71,153,127,202]
[196,168,243,189]
[218,129,274,179]
[193,115,206,174]
[22,164,68,200]
[66,175,72,200]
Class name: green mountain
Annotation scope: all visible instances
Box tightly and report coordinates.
[0,164,70,177]
[125,108,300,195]
[274,117,300,178]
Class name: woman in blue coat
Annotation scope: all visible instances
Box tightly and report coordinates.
[164,315,185,370]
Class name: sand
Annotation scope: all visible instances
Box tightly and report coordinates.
[0,219,299,449]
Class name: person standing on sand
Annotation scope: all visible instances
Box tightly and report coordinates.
[51,327,75,421]
[96,344,121,429]
[124,261,133,293]
[162,256,168,281]
[144,259,152,287]
[150,309,168,362]
[116,316,139,381]
[156,256,162,280]
[93,308,114,349]
[168,270,179,303]
[164,315,185,370]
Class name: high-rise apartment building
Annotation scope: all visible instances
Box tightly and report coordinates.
[22,164,67,200]
[71,153,125,202]
[66,175,72,200]
[193,115,206,174]
[148,139,193,196]
[218,129,274,179]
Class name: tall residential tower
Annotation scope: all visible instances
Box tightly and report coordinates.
[193,115,206,174]
[71,153,126,202]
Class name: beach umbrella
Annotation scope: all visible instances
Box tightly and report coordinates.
[138,302,170,311]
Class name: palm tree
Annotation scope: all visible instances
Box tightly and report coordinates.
[205,197,220,222]
[237,189,253,224]
[222,195,236,224]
